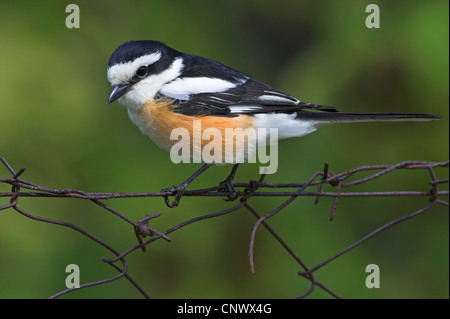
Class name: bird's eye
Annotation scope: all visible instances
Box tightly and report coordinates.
[136,66,148,78]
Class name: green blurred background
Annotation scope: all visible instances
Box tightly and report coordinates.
[0,0,448,299]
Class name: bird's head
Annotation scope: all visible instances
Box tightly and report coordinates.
[107,40,183,110]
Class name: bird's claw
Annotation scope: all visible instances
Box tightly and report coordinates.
[162,185,186,208]
[219,179,239,202]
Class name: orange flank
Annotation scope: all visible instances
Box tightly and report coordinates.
[128,98,255,162]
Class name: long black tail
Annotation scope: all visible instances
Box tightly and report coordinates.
[296,110,442,124]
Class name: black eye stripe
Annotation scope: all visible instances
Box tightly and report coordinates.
[130,56,170,84]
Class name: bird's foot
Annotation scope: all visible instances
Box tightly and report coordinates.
[161,184,187,208]
[218,178,239,201]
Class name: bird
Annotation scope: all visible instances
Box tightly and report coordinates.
[107,40,441,207]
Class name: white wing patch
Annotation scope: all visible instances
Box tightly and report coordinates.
[258,94,298,104]
[160,77,238,100]
[229,106,263,114]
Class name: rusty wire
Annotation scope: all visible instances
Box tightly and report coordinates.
[0,157,448,298]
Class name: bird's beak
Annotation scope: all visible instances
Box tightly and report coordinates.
[109,83,131,104]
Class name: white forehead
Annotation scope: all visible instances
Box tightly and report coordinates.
[107,52,162,85]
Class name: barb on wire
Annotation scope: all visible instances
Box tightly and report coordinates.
[0,157,448,298]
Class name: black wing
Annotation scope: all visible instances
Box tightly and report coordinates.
[162,53,337,116]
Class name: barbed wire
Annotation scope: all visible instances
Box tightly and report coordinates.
[0,157,448,298]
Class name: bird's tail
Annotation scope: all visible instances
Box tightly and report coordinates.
[296,110,442,125]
